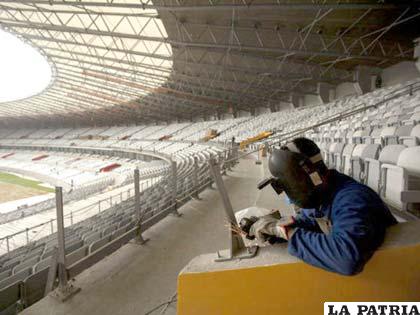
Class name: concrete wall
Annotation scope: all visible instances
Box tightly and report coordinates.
[317,82,333,103]
[254,107,271,115]
[220,113,234,120]
[291,94,304,108]
[278,101,294,111]
[178,221,420,315]
[236,110,251,117]
[355,65,380,94]
[381,61,420,87]
[335,81,360,99]
[415,37,420,73]
[303,94,323,106]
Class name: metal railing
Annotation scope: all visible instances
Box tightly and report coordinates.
[1,79,419,309]
[232,78,420,159]
[0,175,163,255]
[0,177,115,225]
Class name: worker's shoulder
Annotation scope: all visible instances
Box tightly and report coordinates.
[329,170,379,203]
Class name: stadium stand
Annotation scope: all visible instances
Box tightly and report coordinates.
[0,81,418,315]
[0,1,419,313]
[1,79,420,313]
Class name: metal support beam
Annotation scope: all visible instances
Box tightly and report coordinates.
[208,158,258,262]
[192,156,200,199]
[1,18,411,62]
[0,1,410,10]
[170,41,411,62]
[134,169,148,244]
[171,161,180,216]
[50,187,80,302]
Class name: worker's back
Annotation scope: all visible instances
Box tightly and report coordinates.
[325,169,397,231]
[289,169,397,275]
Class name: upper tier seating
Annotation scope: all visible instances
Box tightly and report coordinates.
[364,144,407,193]
[306,79,420,215]
[1,78,420,313]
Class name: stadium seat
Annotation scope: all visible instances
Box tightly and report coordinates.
[340,144,356,175]
[381,146,420,211]
[350,144,381,182]
[0,281,21,315]
[364,144,407,192]
[384,125,413,145]
[399,124,420,146]
[0,267,31,290]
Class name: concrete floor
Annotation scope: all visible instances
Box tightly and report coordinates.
[22,158,289,315]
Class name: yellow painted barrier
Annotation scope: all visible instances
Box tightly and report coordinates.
[177,221,420,315]
[239,131,273,149]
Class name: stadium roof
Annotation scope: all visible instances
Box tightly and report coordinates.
[0,0,419,127]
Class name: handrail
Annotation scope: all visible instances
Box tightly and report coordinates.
[0,143,174,164]
[0,176,115,225]
[222,79,420,164]
[0,175,162,246]
[0,158,211,254]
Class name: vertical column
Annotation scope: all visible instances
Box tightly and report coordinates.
[171,161,180,216]
[208,159,257,261]
[231,142,239,168]
[218,152,226,175]
[134,169,141,220]
[56,187,67,290]
[291,94,303,108]
[51,187,80,301]
[192,156,200,199]
[134,169,147,244]
[317,82,333,103]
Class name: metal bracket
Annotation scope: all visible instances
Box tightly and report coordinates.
[192,156,200,199]
[49,187,81,302]
[170,161,181,216]
[208,158,259,262]
[44,248,58,296]
[50,280,81,302]
[133,222,149,245]
[133,169,149,244]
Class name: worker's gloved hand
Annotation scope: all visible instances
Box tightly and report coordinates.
[249,216,296,243]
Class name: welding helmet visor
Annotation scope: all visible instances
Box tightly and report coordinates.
[268,148,322,209]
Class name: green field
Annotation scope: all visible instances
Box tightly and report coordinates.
[0,172,54,193]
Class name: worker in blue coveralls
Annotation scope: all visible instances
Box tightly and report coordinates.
[248,137,397,276]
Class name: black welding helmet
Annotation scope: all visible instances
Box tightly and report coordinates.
[268,138,325,209]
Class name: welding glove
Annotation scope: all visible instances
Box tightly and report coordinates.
[249,216,296,243]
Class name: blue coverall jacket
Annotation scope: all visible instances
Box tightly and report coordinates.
[288,170,397,276]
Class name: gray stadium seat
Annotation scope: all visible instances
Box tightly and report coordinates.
[373,126,396,145]
[66,246,88,266]
[65,239,84,255]
[89,235,112,253]
[0,270,11,282]
[33,258,52,273]
[381,146,420,211]
[383,125,413,145]
[0,259,21,274]
[0,281,21,315]
[0,268,32,290]
[12,256,40,275]
[83,231,102,245]
[400,124,420,146]
[352,128,370,144]
[364,145,406,192]
[341,144,356,175]
[350,144,380,182]
[22,268,49,307]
